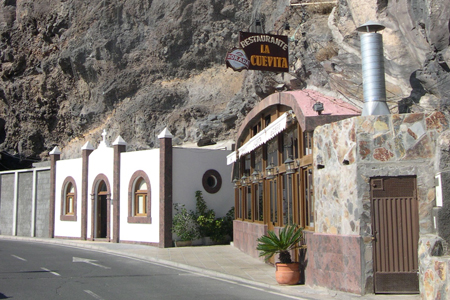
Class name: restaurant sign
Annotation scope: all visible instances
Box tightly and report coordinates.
[239,31,289,73]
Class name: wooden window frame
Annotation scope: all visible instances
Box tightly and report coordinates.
[253,182,264,223]
[301,166,315,231]
[233,106,316,231]
[134,191,147,216]
[127,171,152,224]
[244,185,253,221]
[60,177,77,221]
[66,193,75,215]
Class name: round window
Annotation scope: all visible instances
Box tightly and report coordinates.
[202,169,222,194]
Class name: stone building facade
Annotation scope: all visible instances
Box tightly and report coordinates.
[230,85,450,297]
[312,112,450,296]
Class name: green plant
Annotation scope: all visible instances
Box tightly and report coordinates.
[194,191,216,238]
[194,191,234,243]
[256,225,304,263]
[172,203,200,241]
[222,207,234,239]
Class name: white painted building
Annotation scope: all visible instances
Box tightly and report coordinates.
[50,128,233,247]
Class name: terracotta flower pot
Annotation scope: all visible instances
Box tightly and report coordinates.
[275,262,300,285]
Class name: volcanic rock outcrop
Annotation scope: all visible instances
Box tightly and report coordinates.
[0,0,448,166]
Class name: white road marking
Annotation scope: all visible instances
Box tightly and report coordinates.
[40,267,61,276]
[84,290,105,300]
[11,254,27,261]
[73,257,111,269]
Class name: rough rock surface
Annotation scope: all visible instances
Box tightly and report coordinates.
[0,0,448,165]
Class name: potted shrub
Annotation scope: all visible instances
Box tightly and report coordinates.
[172,203,200,246]
[256,225,304,285]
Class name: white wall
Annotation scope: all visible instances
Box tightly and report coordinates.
[119,149,160,243]
[53,142,233,244]
[87,144,114,239]
[172,148,233,217]
[54,158,82,238]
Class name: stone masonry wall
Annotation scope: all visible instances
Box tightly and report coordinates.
[314,117,359,236]
[313,112,449,295]
[419,235,450,300]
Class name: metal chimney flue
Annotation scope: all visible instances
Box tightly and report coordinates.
[356,21,390,116]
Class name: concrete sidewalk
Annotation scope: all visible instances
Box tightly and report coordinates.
[0,236,419,300]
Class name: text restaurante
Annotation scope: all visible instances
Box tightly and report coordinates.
[240,35,288,51]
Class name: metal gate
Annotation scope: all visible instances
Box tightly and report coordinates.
[371,176,419,294]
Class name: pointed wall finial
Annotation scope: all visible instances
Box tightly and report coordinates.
[49,146,61,155]
[113,136,127,146]
[81,141,95,150]
[158,127,173,139]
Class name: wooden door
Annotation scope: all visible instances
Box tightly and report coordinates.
[97,195,107,238]
[371,176,419,294]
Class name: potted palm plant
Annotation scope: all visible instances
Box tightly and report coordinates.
[256,224,304,285]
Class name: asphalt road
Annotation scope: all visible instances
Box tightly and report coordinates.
[0,239,300,300]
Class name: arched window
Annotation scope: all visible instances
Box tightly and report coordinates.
[66,183,75,215]
[98,181,108,195]
[128,171,152,224]
[60,177,77,221]
[134,178,147,216]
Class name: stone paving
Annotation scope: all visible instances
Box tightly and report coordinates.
[0,236,420,300]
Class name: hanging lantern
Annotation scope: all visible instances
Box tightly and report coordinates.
[233,178,241,188]
[266,164,275,179]
[241,174,249,186]
[284,157,295,175]
[252,170,261,183]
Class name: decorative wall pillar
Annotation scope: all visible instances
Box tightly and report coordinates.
[158,128,173,248]
[49,147,61,238]
[112,136,127,243]
[89,193,95,240]
[106,193,111,241]
[81,142,94,240]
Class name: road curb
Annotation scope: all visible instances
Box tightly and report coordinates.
[0,235,332,300]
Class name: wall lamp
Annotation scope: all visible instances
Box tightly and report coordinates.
[266,164,278,179]
[241,174,250,186]
[233,178,241,188]
[284,157,295,175]
[313,102,324,115]
[252,170,262,183]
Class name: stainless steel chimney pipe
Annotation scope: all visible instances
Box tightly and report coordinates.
[356,21,390,116]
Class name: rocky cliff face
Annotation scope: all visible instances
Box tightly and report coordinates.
[0,0,448,166]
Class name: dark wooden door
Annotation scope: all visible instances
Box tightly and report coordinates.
[97,195,107,238]
[371,176,419,294]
